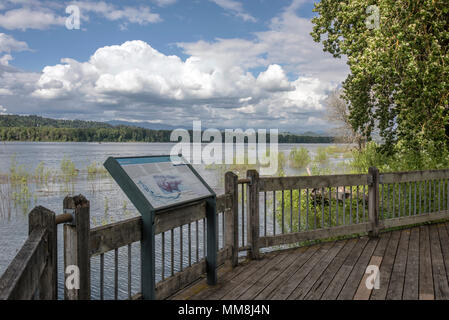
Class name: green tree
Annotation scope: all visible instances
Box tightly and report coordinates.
[311,0,449,168]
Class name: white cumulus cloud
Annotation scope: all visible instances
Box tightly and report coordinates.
[0,7,65,30]
[0,33,29,53]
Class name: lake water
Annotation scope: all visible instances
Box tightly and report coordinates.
[0,142,350,299]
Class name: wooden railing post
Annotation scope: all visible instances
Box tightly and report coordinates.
[368,167,380,237]
[63,195,90,300]
[28,206,57,300]
[225,172,239,267]
[247,170,260,260]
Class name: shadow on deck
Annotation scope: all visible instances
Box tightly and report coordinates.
[171,223,449,300]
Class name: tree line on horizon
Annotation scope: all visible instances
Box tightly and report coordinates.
[0,115,335,144]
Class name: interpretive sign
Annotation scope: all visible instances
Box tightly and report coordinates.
[103,155,217,300]
[114,156,213,210]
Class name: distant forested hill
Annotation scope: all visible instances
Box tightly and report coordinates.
[0,114,335,143]
[0,115,113,129]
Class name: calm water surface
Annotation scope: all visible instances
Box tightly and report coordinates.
[0,142,348,299]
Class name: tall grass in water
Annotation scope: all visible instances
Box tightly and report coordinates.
[288,147,311,169]
[60,156,78,194]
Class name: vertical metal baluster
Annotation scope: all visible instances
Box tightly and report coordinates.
[242,185,245,246]
[431,180,434,212]
[195,220,199,263]
[180,225,183,271]
[336,187,339,226]
[387,184,391,218]
[398,183,401,217]
[128,244,131,299]
[356,185,360,224]
[349,187,353,224]
[441,180,443,212]
[273,191,276,235]
[380,184,384,219]
[264,191,267,236]
[114,248,118,300]
[100,253,104,300]
[408,182,411,216]
[281,190,285,234]
[438,180,441,212]
[424,181,427,213]
[162,232,165,280]
[188,223,191,266]
[419,181,422,214]
[222,212,225,249]
[290,190,293,232]
[306,189,309,230]
[442,179,445,211]
[429,181,432,213]
[434,180,436,212]
[447,179,449,211]
[363,185,366,221]
[298,189,301,231]
[314,189,317,229]
[414,182,417,216]
[404,183,407,216]
[393,184,396,218]
[321,187,325,229]
[328,187,331,227]
[171,229,174,276]
[342,186,346,225]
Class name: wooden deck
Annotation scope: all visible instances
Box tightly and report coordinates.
[171,223,449,300]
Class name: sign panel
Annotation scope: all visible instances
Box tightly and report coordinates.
[113,155,213,210]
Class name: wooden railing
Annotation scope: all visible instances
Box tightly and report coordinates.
[0,206,57,300]
[1,167,449,300]
[244,168,449,256]
[62,191,237,300]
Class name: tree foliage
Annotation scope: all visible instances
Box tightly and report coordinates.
[311,0,449,168]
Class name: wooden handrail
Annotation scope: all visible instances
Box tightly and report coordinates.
[55,213,73,225]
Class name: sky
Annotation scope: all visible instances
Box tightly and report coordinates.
[0,0,349,133]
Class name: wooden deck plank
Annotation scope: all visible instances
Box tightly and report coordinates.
[178,259,252,300]
[429,224,449,300]
[288,240,347,300]
[170,224,449,301]
[419,225,434,300]
[321,237,369,300]
[221,251,292,300]
[304,239,358,300]
[403,227,420,300]
[192,252,280,300]
[337,237,379,300]
[344,232,391,300]
[353,255,382,300]
[254,245,320,300]
[268,242,334,300]
[237,247,306,300]
[353,232,390,300]
[373,231,392,258]
[370,230,401,300]
[386,229,410,300]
